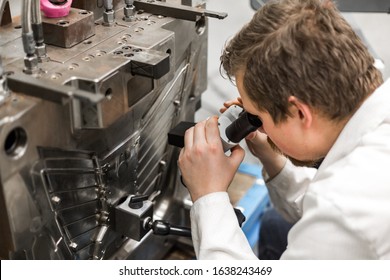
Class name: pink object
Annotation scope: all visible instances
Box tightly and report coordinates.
[40,0,73,18]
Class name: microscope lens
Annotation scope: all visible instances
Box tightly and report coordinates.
[225,111,262,143]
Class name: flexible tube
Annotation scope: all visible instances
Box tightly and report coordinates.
[104,0,113,10]
[22,0,35,56]
[32,0,42,24]
[32,0,45,48]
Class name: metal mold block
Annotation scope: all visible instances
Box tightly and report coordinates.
[42,8,95,48]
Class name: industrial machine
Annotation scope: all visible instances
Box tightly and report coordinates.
[0,0,226,260]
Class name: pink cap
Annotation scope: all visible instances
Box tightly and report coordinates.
[40,0,73,18]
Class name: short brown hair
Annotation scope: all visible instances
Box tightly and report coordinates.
[221,0,383,123]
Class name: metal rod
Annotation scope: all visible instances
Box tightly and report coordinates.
[133,0,228,22]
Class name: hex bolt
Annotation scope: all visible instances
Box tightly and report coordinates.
[123,0,136,22]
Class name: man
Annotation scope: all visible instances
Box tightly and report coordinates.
[178,0,390,259]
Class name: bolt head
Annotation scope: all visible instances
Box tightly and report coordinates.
[103,10,115,24]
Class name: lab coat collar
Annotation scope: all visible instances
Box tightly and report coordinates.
[318,78,390,171]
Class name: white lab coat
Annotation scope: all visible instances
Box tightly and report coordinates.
[190,78,390,259]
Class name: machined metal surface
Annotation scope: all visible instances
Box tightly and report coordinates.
[41,8,95,48]
[0,0,223,260]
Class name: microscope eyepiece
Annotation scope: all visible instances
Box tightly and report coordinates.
[225,111,262,143]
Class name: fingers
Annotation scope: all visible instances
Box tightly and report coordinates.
[220,98,243,113]
[246,129,267,144]
[224,97,243,107]
[184,119,214,150]
[205,116,221,146]
[229,145,245,167]
[183,123,194,150]
[245,131,257,141]
[193,120,207,146]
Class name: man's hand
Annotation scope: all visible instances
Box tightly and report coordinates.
[178,116,245,202]
[245,130,286,179]
[220,97,243,113]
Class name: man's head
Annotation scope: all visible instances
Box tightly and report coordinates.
[221,0,383,124]
[220,0,383,163]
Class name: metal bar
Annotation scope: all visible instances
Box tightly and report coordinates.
[133,0,227,21]
[7,73,105,104]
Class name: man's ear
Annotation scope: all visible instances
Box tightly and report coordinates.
[288,96,313,129]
